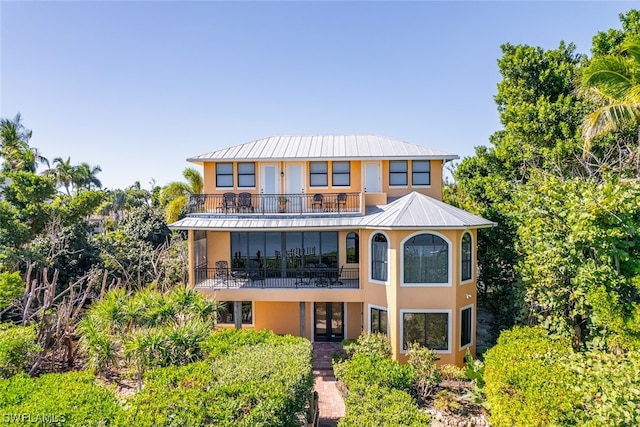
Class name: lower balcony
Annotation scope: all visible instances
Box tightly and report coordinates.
[194,265,360,289]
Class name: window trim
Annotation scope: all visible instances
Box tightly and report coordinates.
[459,304,474,350]
[332,161,351,187]
[460,231,473,284]
[309,161,328,187]
[369,231,390,285]
[400,309,452,354]
[216,162,234,189]
[368,304,389,337]
[411,160,431,187]
[389,160,408,187]
[400,231,452,287]
[237,162,256,188]
[216,301,254,326]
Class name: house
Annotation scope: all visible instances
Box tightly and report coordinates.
[169,135,494,365]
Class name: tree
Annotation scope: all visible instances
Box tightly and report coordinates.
[72,162,102,191]
[44,157,75,196]
[160,167,203,223]
[0,114,48,174]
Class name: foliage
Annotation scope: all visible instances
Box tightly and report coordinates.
[121,333,313,426]
[160,167,203,223]
[0,271,23,310]
[434,390,461,414]
[0,324,41,378]
[514,177,640,349]
[484,326,640,426]
[338,384,431,427]
[342,332,391,358]
[334,352,415,394]
[407,342,441,401]
[0,370,123,426]
[202,327,285,358]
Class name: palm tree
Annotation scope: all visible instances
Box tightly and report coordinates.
[580,38,640,156]
[160,167,203,223]
[73,162,102,192]
[44,157,75,196]
[0,113,48,173]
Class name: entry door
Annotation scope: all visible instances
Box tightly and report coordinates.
[260,163,280,211]
[314,302,344,342]
[364,162,381,193]
[285,163,304,212]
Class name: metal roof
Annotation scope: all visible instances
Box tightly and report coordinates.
[169,192,494,231]
[187,135,458,162]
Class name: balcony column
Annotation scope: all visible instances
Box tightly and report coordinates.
[234,301,242,330]
[299,302,306,338]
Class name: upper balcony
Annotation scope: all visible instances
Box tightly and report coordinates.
[186,192,363,216]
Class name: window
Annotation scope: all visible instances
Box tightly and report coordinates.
[389,160,408,186]
[412,160,430,186]
[237,162,255,187]
[461,306,473,348]
[194,230,207,268]
[403,233,449,284]
[216,163,233,188]
[402,311,449,351]
[461,232,472,282]
[332,162,350,186]
[370,307,388,335]
[371,233,388,281]
[346,232,359,263]
[310,162,328,187]
[216,301,253,324]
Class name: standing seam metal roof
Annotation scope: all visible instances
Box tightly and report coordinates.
[187,135,459,162]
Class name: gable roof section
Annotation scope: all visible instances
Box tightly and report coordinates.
[359,192,495,229]
[188,135,458,162]
[169,192,494,230]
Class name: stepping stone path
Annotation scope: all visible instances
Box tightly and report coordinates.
[312,342,346,427]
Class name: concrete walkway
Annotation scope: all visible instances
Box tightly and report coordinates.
[312,342,346,427]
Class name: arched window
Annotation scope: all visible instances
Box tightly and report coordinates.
[346,232,359,263]
[461,232,472,282]
[403,233,448,283]
[371,233,388,281]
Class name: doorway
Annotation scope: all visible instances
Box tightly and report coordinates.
[364,161,381,193]
[314,302,344,342]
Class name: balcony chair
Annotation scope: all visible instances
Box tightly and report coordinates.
[220,192,237,213]
[311,193,323,211]
[214,260,234,286]
[237,192,253,213]
[336,193,347,211]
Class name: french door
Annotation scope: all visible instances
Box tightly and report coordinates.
[314,302,344,342]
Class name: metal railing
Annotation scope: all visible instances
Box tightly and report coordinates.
[186,192,360,215]
[194,266,360,289]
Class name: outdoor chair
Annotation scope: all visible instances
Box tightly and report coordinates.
[312,193,323,211]
[238,192,253,213]
[221,192,237,213]
[336,193,347,211]
[214,260,234,286]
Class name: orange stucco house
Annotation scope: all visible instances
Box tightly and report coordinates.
[170,135,493,365]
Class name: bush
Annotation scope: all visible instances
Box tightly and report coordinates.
[0,271,23,310]
[339,384,431,427]
[342,332,391,358]
[407,342,441,400]
[0,324,41,378]
[0,370,123,426]
[333,353,415,394]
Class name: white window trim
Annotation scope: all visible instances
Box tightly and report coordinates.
[368,230,390,285]
[400,230,452,287]
[459,304,474,351]
[368,304,389,337]
[460,230,474,285]
[411,185,432,189]
[400,309,452,354]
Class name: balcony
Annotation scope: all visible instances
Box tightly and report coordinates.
[194,265,360,289]
[186,192,361,216]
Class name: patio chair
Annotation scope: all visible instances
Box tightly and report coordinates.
[221,192,237,213]
[336,193,347,211]
[214,260,233,286]
[238,192,253,213]
[312,193,323,211]
[330,265,344,286]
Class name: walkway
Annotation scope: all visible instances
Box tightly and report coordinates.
[312,342,346,427]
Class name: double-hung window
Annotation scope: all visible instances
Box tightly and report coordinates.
[310,162,328,187]
[237,162,255,188]
[412,160,430,186]
[332,162,350,186]
[216,163,233,188]
[389,161,408,186]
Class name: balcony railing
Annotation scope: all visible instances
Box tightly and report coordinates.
[194,266,360,289]
[186,192,361,215]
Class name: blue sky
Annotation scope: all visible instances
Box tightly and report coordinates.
[0,1,633,190]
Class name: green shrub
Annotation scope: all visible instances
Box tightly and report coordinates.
[201,328,279,358]
[122,332,313,426]
[434,390,461,414]
[407,342,441,400]
[339,384,431,427]
[333,353,415,394]
[342,332,391,358]
[0,271,23,310]
[0,370,123,426]
[0,323,41,378]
